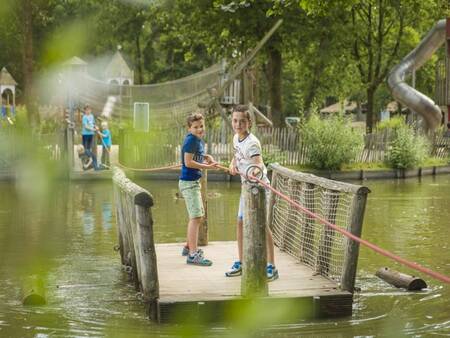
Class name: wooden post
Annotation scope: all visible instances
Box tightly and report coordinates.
[241,183,268,297]
[198,170,208,246]
[134,191,159,321]
[315,189,339,276]
[341,187,370,292]
[66,125,74,171]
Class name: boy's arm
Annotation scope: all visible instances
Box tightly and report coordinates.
[184,153,216,170]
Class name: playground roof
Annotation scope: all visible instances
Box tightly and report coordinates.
[63,56,88,66]
[0,67,17,86]
[320,100,357,113]
[105,51,133,78]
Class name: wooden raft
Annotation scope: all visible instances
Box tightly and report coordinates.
[156,241,352,323]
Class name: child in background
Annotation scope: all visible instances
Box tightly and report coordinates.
[225,104,279,281]
[98,121,112,168]
[179,112,217,266]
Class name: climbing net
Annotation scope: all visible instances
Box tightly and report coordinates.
[73,62,222,127]
[270,165,359,282]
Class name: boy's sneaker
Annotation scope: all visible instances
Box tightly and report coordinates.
[267,264,279,282]
[83,158,93,170]
[225,261,242,277]
[181,246,203,256]
[186,250,212,266]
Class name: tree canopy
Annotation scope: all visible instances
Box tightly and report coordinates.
[0,0,448,127]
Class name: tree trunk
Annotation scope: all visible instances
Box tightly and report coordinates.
[135,34,143,85]
[366,87,375,133]
[21,0,38,125]
[267,46,283,127]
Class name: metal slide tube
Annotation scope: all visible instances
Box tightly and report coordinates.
[388,19,445,131]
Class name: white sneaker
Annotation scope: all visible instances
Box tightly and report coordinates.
[83,158,93,170]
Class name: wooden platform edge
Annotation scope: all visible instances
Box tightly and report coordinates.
[157,293,353,324]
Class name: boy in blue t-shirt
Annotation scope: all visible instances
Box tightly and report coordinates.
[179,112,217,266]
[98,121,112,168]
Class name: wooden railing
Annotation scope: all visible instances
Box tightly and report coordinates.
[268,163,370,292]
[113,167,159,320]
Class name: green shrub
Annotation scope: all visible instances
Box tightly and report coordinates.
[376,115,405,131]
[301,114,363,170]
[386,124,430,169]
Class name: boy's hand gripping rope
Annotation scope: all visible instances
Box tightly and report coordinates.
[214,163,450,285]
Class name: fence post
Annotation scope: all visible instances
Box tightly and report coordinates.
[198,169,208,246]
[341,187,370,292]
[66,125,74,171]
[241,183,268,297]
[134,191,159,321]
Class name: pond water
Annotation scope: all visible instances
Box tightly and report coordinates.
[0,175,449,337]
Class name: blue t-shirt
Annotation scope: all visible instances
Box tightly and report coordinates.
[82,114,95,135]
[100,129,112,147]
[180,133,204,181]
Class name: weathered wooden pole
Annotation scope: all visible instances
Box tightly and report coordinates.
[341,187,370,292]
[134,191,159,321]
[198,169,208,246]
[241,183,268,297]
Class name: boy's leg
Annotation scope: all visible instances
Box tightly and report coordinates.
[101,147,106,166]
[266,227,275,265]
[187,216,201,255]
[106,147,110,166]
[237,218,243,261]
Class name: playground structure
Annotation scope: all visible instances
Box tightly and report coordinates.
[113,164,370,322]
[388,18,450,130]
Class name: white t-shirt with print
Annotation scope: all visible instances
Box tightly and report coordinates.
[233,133,268,183]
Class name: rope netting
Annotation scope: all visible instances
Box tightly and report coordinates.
[73,63,222,126]
[271,169,356,282]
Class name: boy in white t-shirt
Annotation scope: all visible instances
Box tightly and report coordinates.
[225,105,278,281]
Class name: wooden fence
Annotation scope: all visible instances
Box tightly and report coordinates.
[118,127,450,169]
[113,167,159,320]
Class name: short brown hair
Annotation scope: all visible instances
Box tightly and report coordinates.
[232,104,252,122]
[186,112,204,127]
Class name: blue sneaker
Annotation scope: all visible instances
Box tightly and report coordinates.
[225,261,242,277]
[186,250,212,266]
[267,264,279,282]
[182,246,203,256]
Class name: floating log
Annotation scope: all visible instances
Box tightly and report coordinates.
[376,267,427,291]
[22,276,46,305]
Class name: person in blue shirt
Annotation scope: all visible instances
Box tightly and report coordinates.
[81,105,99,170]
[98,121,112,168]
[179,112,217,266]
